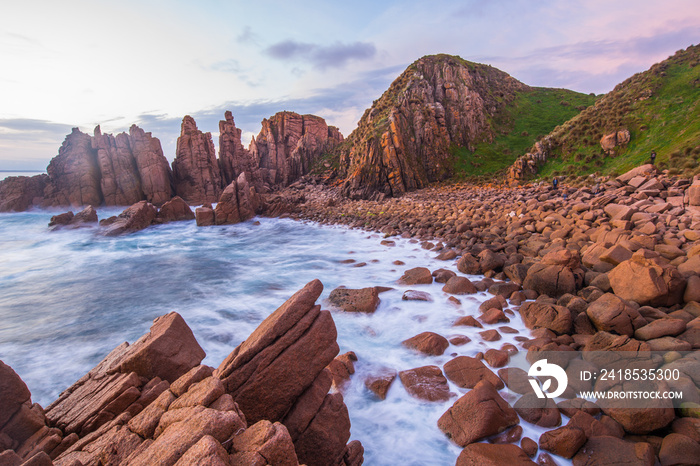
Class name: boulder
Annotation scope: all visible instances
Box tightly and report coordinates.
[364,369,397,400]
[608,251,687,307]
[442,276,477,294]
[156,196,194,223]
[438,380,519,447]
[518,301,573,335]
[402,332,449,356]
[328,287,380,313]
[0,174,48,212]
[195,204,215,226]
[456,443,536,465]
[586,293,647,336]
[443,356,504,389]
[398,366,451,402]
[522,249,584,298]
[102,200,157,236]
[398,267,433,285]
[572,436,655,466]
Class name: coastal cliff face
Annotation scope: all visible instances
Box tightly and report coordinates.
[172,116,222,205]
[0,281,363,465]
[251,111,343,187]
[338,54,528,199]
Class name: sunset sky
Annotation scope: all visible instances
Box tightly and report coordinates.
[1,0,699,170]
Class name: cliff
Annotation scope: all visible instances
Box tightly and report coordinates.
[337,54,528,199]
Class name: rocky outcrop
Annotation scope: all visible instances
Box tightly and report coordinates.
[506,138,553,185]
[1,282,361,465]
[92,125,144,206]
[218,111,258,187]
[0,174,48,212]
[172,116,223,205]
[213,172,262,225]
[250,111,343,188]
[128,125,174,205]
[600,128,631,154]
[338,54,528,199]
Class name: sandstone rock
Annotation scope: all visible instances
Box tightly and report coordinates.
[195,204,215,226]
[218,111,258,188]
[398,366,451,402]
[174,434,230,466]
[539,425,586,458]
[402,290,433,301]
[572,436,655,466]
[102,200,157,236]
[402,332,449,356]
[438,380,519,447]
[634,318,686,340]
[364,369,397,400]
[608,252,687,307]
[456,443,536,465]
[326,352,357,391]
[230,421,298,466]
[513,393,561,428]
[442,276,477,294]
[658,433,700,466]
[519,301,573,335]
[328,287,380,313]
[0,174,48,212]
[443,356,504,389]
[398,267,433,285]
[0,360,33,432]
[586,293,646,336]
[156,196,194,223]
[128,125,174,205]
[172,115,222,204]
[523,249,584,298]
[93,125,144,206]
[457,253,481,275]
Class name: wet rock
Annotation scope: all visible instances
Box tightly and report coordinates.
[156,196,194,223]
[402,290,434,301]
[102,200,158,236]
[456,443,536,465]
[443,356,504,389]
[608,251,687,307]
[513,393,561,428]
[399,365,451,402]
[442,276,477,294]
[539,425,586,458]
[586,293,646,336]
[402,332,449,356]
[195,204,215,226]
[364,369,397,400]
[328,287,380,313]
[438,380,519,447]
[572,436,655,466]
[519,301,573,335]
[398,267,433,285]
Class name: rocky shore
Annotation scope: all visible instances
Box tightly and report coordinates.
[3,164,700,465]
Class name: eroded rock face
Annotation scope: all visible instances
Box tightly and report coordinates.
[172,116,223,204]
[0,174,48,212]
[128,125,174,205]
[250,111,343,188]
[339,54,528,199]
[218,110,258,188]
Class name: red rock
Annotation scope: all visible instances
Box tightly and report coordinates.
[456,443,536,465]
[449,335,472,345]
[218,111,259,187]
[586,293,646,336]
[195,204,215,226]
[0,360,32,428]
[519,301,573,335]
[329,287,380,313]
[498,367,531,394]
[174,434,230,466]
[292,393,351,466]
[251,111,343,187]
[479,329,502,341]
[364,369,397,400]
[399,365,451,402]
[102,200,157,236]
[230,421,299,466]
[609,252,687,307]
[438,380,520,447]
[513,393,561,428]
[457,253,482,274]
[539,425,586,458]
[128,125,174,205]
[172,115,223,204]
[432,268,457,283]
[0,174,48,212]
[484,349,510,368]
[443,356,504,389]
[93,125,145,206]
[521,437,538,458]
[658,433,700,466]
[453,315,483,328]
[442,276,477,294]
[156,196,194,223]
[572,436,655,466]
[326,352,357,390]
[170,365,214,397]
[169,376,225,410]
[488,425,523,444]
[523,249,584,298]
[127,389,176,438]
[402,289,433,301]
[634,318,686,340]
[402,332,449,356]
[398,267,433,285]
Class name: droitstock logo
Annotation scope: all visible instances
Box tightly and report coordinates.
[528,359,568,399]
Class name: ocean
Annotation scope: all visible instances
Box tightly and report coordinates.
[0,209,547,464]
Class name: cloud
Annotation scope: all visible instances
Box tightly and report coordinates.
[236,26,260,45]
[264,40,377,69]
[0,118,76,170]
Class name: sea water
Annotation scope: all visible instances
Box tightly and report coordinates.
[0,209,558,465]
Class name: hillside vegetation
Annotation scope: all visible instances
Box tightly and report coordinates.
[536,44,700,179]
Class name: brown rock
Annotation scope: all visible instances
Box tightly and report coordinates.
[523,249,584,298]
[453,315,483,328]
[443,356,504,389]
[432,268,457,283]
[0,174,48,212]
[328,287,380,313]
[364,369,397,400]
[195,204,215,226]
[572,436,655,466]
[586,293,646,336]
[442,276,477,294]
[634,318,686,340]
[457,253,482,275]
[438,380,520,447]
[456,443,536,465]
[326,352,357,390]
[230,421,299,466]
[102,200,157,236]
[156,196,195,223]
[658,433,700,466]
[609,253,687,307]
[292,392,351,466]
[402,332,449,356]
[172,115,222,204]
[398,366,451,402]
[539,425,586,458]
[497,367,532,394]
[0,360,32,428]
[398,267,433,285]
[174,434,230,466]
[513,393,561,428]
[519,301,573,335]
[402,290,434,301]
[128,125,174,205]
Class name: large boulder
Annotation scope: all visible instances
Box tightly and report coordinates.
[328,287,380,313]
[519,301,573,335]
[586,293,647,337]
[438,380,519,447]
[156,196,195,223]
[398,366,451,402]
[523,249,584,298]
[608,250,687,306]
[102,200,157,236]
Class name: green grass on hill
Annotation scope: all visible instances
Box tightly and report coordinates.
[537,45,700,180]
[453,87,597,177]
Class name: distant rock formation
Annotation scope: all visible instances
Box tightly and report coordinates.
[172,116,223,205]
[600,129,631,154]
[338,54,528,199]
[0,174,48,212]
[0,281,363,466]
[251,111,343,187]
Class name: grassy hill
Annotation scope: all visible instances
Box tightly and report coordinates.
[452,87,597,177]
[534,44,700,180]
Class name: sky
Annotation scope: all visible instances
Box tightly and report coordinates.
[1,0,699,170]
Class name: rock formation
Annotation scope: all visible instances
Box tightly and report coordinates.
[128,125,175,205]
[337,54,528,199]
[172,116,223,205]
[218,110,257,187]
[0,174,48,212]
[251,111,343,188]
[0,281,362,466]
[213,173,262,225]
[93,125,144,206]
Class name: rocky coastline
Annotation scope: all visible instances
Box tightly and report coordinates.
[2,163,700,465]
